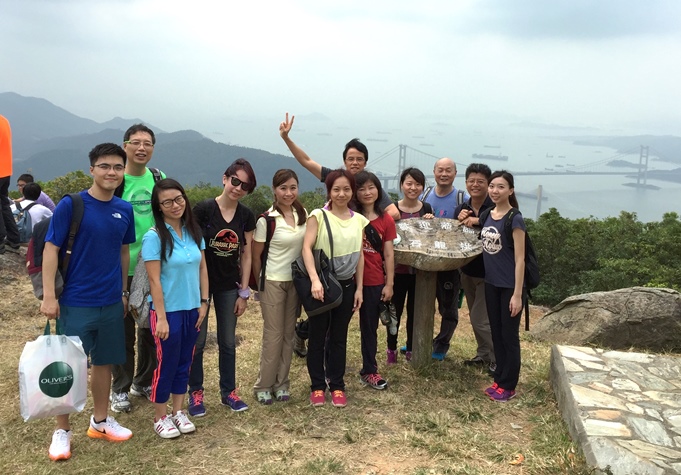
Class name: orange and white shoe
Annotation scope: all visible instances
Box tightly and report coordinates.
[86,415,133,441]
[48,429,72,461]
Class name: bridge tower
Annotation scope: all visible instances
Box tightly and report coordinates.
[398,144,407,177]
[637,145,649,186]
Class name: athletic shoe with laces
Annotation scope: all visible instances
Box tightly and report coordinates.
[130,384,152,400]
[87,415,133,441]
[48,429,72,461]
[488,387,516,402]
[172,410,196,434]
[188,389,206,417]
[386,349,397,365]
[484,382,499,396]
[256,390,273,405]
[331,390,347,408]
[360,373,388,390]
[310,390,325,406]
[222,389,249,412]
[274,389,290,402]
[109,392,131,413]
[5,241,20,253]
[464,356,487,366]
[154,415,181,439]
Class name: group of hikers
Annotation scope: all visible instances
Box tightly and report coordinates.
[0,113,528,462]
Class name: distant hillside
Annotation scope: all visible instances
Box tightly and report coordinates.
[2,92,321,191]
[569,135,681,163]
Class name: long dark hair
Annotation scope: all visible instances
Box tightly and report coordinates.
[272,169,306,226]
[150,178,203,262]
[354,171,383,217]
[489,170,519,209]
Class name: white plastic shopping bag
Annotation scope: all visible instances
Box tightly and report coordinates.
[19,320,88,422]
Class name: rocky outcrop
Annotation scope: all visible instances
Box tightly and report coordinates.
[532,287,681,352]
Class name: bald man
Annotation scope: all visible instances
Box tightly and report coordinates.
[422,157,469,360]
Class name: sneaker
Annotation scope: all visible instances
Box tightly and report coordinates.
[399,345,407,355]
[464,356,487,366]
[154,415,181,439]
[130,384,152,400]
[5,241,20,253]
[386,349,397,365]
[48,429,72,461]
[256,391,273,405]
[331,390,347,408]
[172,410,196,434]
[274,389,290,402]
[310,390,325,406]
[87,415,133,441]
[405,351,412,362]
[484,382,499,396]
[222,390,249,412]
[109,392,131,413]
[293,334,307,358]
[489,387,516,402]
[432,351,446,361]
[188,389,206,417]
[360,373,388,390]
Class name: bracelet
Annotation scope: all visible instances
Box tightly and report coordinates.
[237,288,250,300]
[122,290,130,298]
[200,298,210,305]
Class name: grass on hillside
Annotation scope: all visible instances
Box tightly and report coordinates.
[0,256,590,474]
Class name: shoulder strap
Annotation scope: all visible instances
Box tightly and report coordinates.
[364,222,383,257]
[16,201,23,212]
[504,208,520,248]
[258,212,276,290]
[422,186,433,202]
[149,167,162,182]
[62,193,84,275]
[478,208,491,227]
[320,210,334,272]
[456,189,465,205]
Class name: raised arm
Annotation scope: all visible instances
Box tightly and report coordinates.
[280,113,323,181]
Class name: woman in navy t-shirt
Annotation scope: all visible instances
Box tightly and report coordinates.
[480,171,526,402]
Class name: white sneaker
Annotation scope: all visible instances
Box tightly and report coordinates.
[172,410,196,434]
[48,429,72,461]
[87,415,133,441]
[109,392,132,413]
[154,415,181,439]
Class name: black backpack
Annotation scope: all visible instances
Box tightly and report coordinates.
[479,207,540,330]
[114,167,163,198]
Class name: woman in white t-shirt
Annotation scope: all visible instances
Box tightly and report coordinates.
[251,169,307,405]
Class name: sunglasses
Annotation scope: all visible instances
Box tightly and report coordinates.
[230,176,253,192]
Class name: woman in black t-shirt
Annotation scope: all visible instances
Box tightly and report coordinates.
[187,159,257,415]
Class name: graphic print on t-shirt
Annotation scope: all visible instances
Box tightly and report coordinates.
[209,228,240,257]
[481,226,502,255]
[129,189,153,217]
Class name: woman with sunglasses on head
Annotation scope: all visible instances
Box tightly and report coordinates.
[251,169,307,405]
[187,159,257,415]
[142,178,208,438]
[304,169,368,408]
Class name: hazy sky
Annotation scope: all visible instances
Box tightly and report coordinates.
[3,0,681,140]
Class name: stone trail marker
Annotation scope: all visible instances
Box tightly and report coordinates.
[393,218,482,367]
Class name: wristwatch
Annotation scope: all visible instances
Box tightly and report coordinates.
[201,298,210,305]
[122,290,130,298]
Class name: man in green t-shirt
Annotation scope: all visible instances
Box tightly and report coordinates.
[111,124,165,413]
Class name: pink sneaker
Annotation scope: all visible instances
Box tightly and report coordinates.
[488,387,516,402]
[405,351,412,362]
[310,390,325,406]
[386,349,397,365]
[331,390,347,408]
[484,382,499,396]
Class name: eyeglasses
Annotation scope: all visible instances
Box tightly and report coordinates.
[17,183,25,188]
[160,195,186,209]
[466,179,488,185]
[94,164,125,172]
[345,157,366,163]
[124,140,155,148]
[230,176,254,192]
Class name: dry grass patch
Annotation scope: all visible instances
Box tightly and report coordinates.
[0,252,590,474]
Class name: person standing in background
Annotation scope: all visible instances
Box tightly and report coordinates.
[0,114,20,254]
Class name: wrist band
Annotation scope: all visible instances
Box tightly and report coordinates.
[238,288,250,299]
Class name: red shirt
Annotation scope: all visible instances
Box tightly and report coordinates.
[362,213,397,286]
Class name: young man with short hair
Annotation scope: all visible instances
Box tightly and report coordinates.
[41,143,136,461]
[110,124,166,413]
[15,173,56,211]
[17,182,53,231]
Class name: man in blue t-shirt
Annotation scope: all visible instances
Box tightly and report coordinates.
[41,143,136,462]
[422,157,469,360]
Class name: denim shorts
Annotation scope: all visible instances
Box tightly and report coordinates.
[59,302,126,366]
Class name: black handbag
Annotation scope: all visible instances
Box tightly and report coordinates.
[291,210,344,317]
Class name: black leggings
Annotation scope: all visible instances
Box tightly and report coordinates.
[484,284,522,390]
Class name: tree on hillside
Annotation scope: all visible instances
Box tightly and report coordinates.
[41,171,92,203]
[299,187,326,212]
